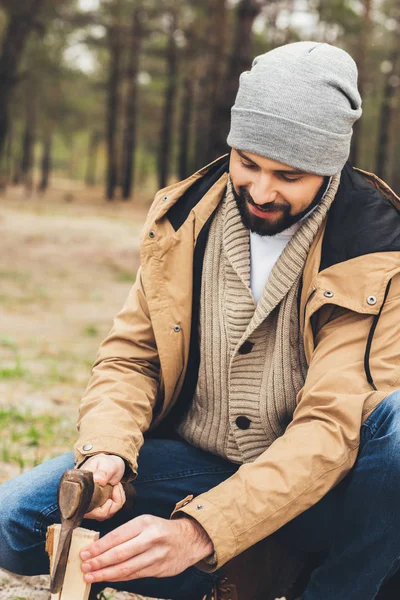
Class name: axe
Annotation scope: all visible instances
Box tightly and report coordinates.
[50,469,136,595]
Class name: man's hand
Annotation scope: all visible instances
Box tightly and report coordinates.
[79,453,126,521]
[80,514,214,583]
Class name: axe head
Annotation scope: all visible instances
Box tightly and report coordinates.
[49,470,95,594]
[49,469,136,594]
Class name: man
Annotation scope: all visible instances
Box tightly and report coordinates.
[1,41,400,600]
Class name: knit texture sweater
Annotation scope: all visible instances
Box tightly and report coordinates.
[177,175,340,463]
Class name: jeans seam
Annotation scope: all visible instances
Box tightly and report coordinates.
[34,501,58,535]
[136,467,236,484]
[376,553,400,595]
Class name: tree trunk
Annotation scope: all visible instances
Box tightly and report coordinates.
[38,130,53,193]
[350,0,372,166]
[0,0,45,161]
[106,19,123,201]
[20,79,37,192]
[178,74,194,180]
[158,9,179,190]
[85,131,102,187]
[121,5,143,200]
[207,0,228,160]
[209,0,261,159]
[376,38,400,180]
[193,0,228,170]
[0,117,13,191]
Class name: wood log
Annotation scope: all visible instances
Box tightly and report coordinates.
[46,524,99,600]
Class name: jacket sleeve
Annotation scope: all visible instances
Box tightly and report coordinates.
[74,266,160,478]
[172,276,400,570]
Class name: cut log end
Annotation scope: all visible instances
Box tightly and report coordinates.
[47,523,99,600]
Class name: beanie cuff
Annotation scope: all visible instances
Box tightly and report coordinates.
[227,108,352,176]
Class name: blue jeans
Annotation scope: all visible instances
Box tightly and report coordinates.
[1,390,400,600]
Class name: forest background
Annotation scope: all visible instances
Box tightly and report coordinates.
[0,1,399,597]
[0,0,399,199]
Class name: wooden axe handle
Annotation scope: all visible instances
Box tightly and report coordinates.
[86,478,136,513]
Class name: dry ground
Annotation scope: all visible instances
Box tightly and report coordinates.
[0,181,168,600]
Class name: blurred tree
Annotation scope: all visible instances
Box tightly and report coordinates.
[85,131,103,187]
[209,0,263,161]
[121,3,144,199]
[177,20,196,180]
[0,0,46,163]
[158,4,179,189]
[104,0,124,200]
[19,77,38,191]
[38,129,53,193]
[375,1,400,180]
[192,0,228,170]
[350,0,372,166]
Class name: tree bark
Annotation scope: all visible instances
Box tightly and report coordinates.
[178,73,194,180]
[193,0,228,170]
[207,0,228,160]
[350,0,372,166]
[209,0,262,160]
[38,130,53,193]
[85,131,102,187]
[158,8,179,190]
[0,0,45,161]
[106,18,123,201]
[121,5,143,200]
[376,38,400,180]
[20,79,37,192]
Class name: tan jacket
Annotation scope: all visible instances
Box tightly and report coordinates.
[75,156,400,570]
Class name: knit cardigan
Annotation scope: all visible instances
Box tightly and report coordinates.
[178,175,340,463]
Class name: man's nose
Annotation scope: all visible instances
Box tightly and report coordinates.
[250,175,278,205]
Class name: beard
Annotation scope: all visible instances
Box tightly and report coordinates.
[231,183,326,237]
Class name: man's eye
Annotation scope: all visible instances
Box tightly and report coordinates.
[279,173,302,183]
[240,160,257,170]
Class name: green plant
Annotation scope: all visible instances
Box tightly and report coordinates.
[83,324,99,337]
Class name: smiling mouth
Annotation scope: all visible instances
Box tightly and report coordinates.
[249,203,283,216]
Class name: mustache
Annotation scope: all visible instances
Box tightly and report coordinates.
[239,187,288,212]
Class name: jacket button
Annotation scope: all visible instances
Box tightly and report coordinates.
[367,295,377,305]
[323,290,334,298]
[82,444,93,451]
[173,324,181,332]
[236,416,251,430]
[163,195,169,201]
[238,341,254,354]
[149,231,156,239]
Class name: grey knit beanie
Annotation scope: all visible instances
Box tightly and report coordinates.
[227,41,362,175]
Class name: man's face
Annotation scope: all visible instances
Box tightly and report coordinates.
[229,149,325,236]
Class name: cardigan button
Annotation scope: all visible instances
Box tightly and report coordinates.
[238,341,254,354]
[236,416,251,430]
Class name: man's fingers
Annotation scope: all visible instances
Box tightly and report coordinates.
[111,482,126,507]
[85,482,126,520]
[79,454,125,487]
[81,517,147,559]
[81,535,147,572]
[82,550,161,584]
[84,498,115,521]
[92,470,108,485]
